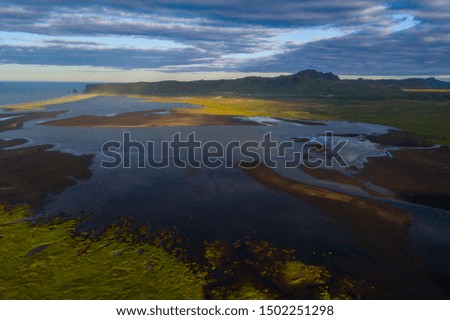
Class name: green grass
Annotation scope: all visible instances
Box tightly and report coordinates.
[0,204,205,299]
[146,96,318,119]
[0,204,362,299]
[146,96,449,145]
[306,99,450,145]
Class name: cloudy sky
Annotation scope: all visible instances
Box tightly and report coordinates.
[0,0,449,82]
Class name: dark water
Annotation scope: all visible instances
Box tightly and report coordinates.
[0,82,87,106]
[1,95,449,298]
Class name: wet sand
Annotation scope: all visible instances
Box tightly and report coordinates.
[0,111,64,132]
[1,94,99,111]
[357,146,450,210]
[242,163,411,226]
[242,164,447,298]
[298,130,450,210]
[42,109,258,128]
[355,130,450,210]
[365,130,437,148]
[0,139,93,209]
[301,166,385,196]
[239,128,450,297]
[1,110,94,209]
[274,118,326,126]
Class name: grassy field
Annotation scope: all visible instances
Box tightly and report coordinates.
[146,96,450,145]
[146,96,320,119]
[0,204,356,299]
[305,99,450,145]
[0,204,205,299]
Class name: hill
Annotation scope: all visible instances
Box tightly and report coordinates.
[84,70,450,100]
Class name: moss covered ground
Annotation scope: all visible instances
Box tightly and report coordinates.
[0,204,361,299]
[0,204,204,299]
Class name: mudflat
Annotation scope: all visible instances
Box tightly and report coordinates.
[0,111,64,132]
[42,109,258,128]
[0,140,93,209]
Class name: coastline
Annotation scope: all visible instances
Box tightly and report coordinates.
[1,94,99,111]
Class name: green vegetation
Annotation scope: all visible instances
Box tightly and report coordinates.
[147,96,316,119]
[204,240,361,300]
[85,69,450,100]
[145,96,449,145]
[306,99,450,144]
[277,261,331,288]
[0,204,363,299]
[209,284,274,300]
[83,69,450,144]
[0,204,204,299]
[2,94,99,111]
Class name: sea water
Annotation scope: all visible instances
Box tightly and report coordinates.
[0,82,87,106]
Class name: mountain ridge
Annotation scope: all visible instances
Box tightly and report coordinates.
[84,69,450,99]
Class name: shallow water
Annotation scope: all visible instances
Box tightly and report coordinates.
[0,95,448,298]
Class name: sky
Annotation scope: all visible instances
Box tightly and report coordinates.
[0,0,449,82]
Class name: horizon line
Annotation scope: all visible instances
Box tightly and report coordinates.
[1,64,449,83]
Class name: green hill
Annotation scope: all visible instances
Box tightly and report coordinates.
[84,69,450,100]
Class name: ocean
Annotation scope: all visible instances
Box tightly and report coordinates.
[0,82,87,106]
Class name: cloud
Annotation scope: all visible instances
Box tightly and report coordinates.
[0,1,448,76]
[242,24,450,76]
[0,45,211,69]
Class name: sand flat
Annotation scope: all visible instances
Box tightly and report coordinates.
[1,94,100,111]
[41,108,259,127]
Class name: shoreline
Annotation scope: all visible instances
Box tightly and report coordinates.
[41,108,260,127]
[1,94,100,111]
[0,140,93,209]
[241,163,449,298]
[0,110,65,132]
[0,93,448,299]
